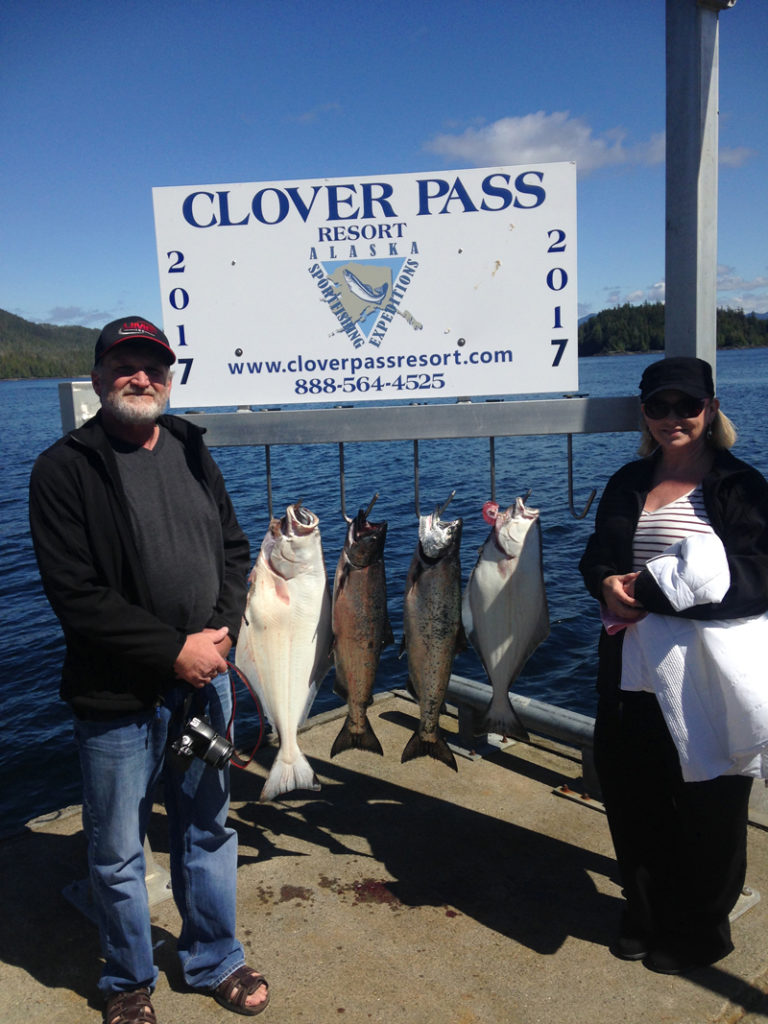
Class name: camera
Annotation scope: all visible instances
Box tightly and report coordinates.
[171,715,234,770]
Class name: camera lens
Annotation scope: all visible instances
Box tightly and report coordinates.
[185,716,235,770]
[203,733,235,769]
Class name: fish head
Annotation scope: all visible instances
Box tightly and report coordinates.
[284,502,320,538]
[266,502,323,579]
[419,508,463,561]
[345,508,388,568]
[493,496,540,558]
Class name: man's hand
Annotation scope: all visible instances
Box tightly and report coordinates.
[174,627,230,688]
[206,626,233,661]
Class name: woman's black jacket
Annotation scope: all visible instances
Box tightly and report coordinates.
[579,448,768,697]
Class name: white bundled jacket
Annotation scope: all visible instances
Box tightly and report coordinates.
[621,533,768,781]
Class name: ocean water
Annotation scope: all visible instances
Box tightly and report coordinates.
[3,350,768,835]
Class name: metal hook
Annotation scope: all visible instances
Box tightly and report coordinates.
[364,492,379,518]
[567,434,597,520]
[339,442,347,520]
[265,445,273,520]
[437,490,456,517]
[344,491,380,526]
[413,439,420,518]
[489,436,496,503]
[413,440,455,520]
[340,442,380,523]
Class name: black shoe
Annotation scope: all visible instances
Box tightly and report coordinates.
[644,941,734,975]
[610,934,649,962]
[610,907,651,962]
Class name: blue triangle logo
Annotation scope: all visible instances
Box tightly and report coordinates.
[319,257,407,340]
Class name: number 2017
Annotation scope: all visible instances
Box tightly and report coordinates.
[547,230,568,366]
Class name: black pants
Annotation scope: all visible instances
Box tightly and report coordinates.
[594,690,752,959]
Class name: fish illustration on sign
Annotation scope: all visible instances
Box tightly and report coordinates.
[235,503,333,801]
[317,259,423,344]
[327,262,393,325]
[342,268,389,305]
[462,497,550,739]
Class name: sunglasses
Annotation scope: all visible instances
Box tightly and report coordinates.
[643,395,706,420]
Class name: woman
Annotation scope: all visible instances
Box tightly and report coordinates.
[580,355,768,975]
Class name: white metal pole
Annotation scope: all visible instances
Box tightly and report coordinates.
[665,0,736,371]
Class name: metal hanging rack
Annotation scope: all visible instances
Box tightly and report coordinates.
[258,426,599,524]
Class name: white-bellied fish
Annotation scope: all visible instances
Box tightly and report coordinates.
[462,497,550,739]
[401,496,464,771]
[343,268,389,305]
[235,502,333,801]
[330,496,392,758]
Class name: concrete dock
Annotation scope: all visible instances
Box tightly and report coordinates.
[3,690,768,1024]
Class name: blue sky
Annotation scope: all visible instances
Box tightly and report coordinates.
[2,0,766,328]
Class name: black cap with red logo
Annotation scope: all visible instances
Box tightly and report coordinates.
[94,316,176,365]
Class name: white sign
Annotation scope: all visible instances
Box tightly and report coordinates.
[152,163,577,407]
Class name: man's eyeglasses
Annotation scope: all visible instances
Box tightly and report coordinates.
[643,396,706,420]
[110,364,169,384]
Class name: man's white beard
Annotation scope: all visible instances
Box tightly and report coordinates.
[103,388,169,425]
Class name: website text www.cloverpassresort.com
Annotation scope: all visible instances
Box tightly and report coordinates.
[175,345,525,397]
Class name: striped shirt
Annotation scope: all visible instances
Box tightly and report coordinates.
[632,485,715,571]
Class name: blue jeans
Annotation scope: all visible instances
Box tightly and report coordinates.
[73,674,245,997]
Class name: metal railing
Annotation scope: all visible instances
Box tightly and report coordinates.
[446,674,599,797]
[59,381,639,518]
[58,379,637,801]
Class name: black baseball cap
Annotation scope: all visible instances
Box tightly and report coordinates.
[94,316,176,365]
[639,357,714,402]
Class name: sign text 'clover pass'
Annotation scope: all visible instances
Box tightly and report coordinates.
[152,162,577,408]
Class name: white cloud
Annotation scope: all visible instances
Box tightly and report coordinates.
[425,112,751,175]
[45,306,113,326]
[425,111,664,176]
[590,272,768,316]
[719,295,768,314]
[600,281,666,308]
[716,266,768,294]
[292,101,342,124]
[719,146,754,168]
[716,267,768,314]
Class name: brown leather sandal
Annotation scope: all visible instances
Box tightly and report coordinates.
[213,965,270,1016]
[104,987,156,1024]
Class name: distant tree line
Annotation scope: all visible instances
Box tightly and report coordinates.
[578,302,768,356]
[1,303,766,379]
[0,309,97,379]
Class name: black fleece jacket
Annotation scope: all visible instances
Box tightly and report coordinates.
[29,412,251,716]
[579,448,768,696]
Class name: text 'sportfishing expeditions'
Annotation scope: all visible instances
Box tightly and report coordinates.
[152,162,578,407]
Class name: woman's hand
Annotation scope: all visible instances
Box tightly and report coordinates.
[601,572,646,622]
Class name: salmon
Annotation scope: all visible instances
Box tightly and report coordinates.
[330,499,392,758]
[401,499,464,770]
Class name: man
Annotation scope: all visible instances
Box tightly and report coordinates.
[29,316,269,1023]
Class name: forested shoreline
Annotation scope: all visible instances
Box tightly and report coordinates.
[1,304,766,379]
[0,309,98,378]
[578,302,768,356]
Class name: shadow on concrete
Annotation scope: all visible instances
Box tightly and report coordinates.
[0,823,100,1004]
[227,745,618,956]
[4,700,767,1022]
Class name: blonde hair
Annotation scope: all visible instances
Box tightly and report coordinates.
[637,407,738,457]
